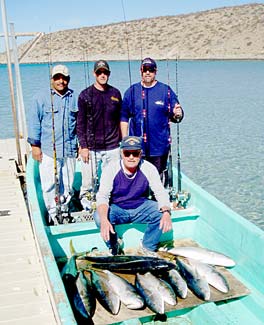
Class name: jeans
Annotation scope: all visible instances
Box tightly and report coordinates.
[94,199,163,251]
[80,147,120,196]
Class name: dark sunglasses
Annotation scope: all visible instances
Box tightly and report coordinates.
[142,66,156,73]
[123,150,141,158]
[96,69,110,76]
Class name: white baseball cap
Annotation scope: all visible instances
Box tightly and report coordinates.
[51,65,69,78]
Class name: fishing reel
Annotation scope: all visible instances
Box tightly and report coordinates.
[169,187,191,210]
[80,190,97,212]
[72,190,97,223]
[52,195,74,225]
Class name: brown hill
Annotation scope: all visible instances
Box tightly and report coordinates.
[1,3,264,63]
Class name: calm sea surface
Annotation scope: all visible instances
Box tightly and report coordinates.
[0,60,263,229]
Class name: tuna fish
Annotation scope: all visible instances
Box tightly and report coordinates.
[186,258,229,293]
[176,257,211,301]
[135,272,177,314]
[103,270,144,309]
[168,246,235,267]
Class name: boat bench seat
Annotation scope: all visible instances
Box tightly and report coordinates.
[48,205,200,236]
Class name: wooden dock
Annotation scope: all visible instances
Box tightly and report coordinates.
[0,139,57,324]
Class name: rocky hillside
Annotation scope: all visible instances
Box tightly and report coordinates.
[1,3,263,63]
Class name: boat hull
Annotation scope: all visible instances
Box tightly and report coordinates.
[26,155,264,324]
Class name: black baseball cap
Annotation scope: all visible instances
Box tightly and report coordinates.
[141,57,157,70]
[94,60,110,72]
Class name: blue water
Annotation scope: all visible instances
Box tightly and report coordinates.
[0,60,263,229]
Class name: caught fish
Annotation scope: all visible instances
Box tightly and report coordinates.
[176,258,210,301]
[61,256,95,323]
[89,270,120,315]
[77,256,176,274]
[164,268,188,299]
[78,255,167,263]
[168,246,235,267]
[187,258,229,293]
[75,271,96,318]
[136,272,177,314]
[103,270,144,309]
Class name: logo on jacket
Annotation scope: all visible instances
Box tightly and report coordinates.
[155,100,164,106]
[111,96,119,102]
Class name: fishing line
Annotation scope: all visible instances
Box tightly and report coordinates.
[121,0,132,87]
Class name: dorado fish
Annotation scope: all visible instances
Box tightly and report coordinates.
[136,272,177,314]
[176,258,210,301]
[77,256,176,274]
[78,255,169,263]
[168,246,235,267]
[89,270,120,315]
[103,270,144,309]
[187,258,229,293]
[164,268,188,299]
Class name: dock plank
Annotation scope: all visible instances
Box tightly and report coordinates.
[0,139,56,325]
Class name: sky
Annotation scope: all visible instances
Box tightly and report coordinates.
[1,0,263,38]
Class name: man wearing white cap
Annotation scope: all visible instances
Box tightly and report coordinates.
[27,64,78,224]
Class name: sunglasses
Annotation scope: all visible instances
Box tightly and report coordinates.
[142,66,156,73]
[123,150,141,158]
[96,69,110,76]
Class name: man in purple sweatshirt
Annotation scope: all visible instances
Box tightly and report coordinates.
[95,136,172,256]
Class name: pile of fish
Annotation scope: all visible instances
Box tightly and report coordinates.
[61,244,236,322]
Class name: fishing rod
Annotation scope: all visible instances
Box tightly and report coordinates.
[48,32,62,224]
[174,55,190,209]
[166,58,174,191]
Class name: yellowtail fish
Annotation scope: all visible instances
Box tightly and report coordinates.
[186,258,229,293]
[89,270,120,315]
[103,270,144,309]
[135,272,177,314]
[168,246,235,267]
[176,257,211,301]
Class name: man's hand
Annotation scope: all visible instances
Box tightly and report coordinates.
[173,104,183,120]
[100,218,115,242]
[80,148,89,163]
[31,146,42,162]
[159,211,172,233]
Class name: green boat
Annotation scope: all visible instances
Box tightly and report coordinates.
[26,154,264,325]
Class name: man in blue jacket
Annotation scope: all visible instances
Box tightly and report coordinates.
[121,57,184,186]
[95,136,172,256]
[27,65,78,224]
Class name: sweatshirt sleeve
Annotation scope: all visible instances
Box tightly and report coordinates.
[96,161,119,207]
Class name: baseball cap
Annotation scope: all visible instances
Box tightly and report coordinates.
[94,60,110,72]
[141,57,157,70]
[51,65,69,78]
[120,136,142,150]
